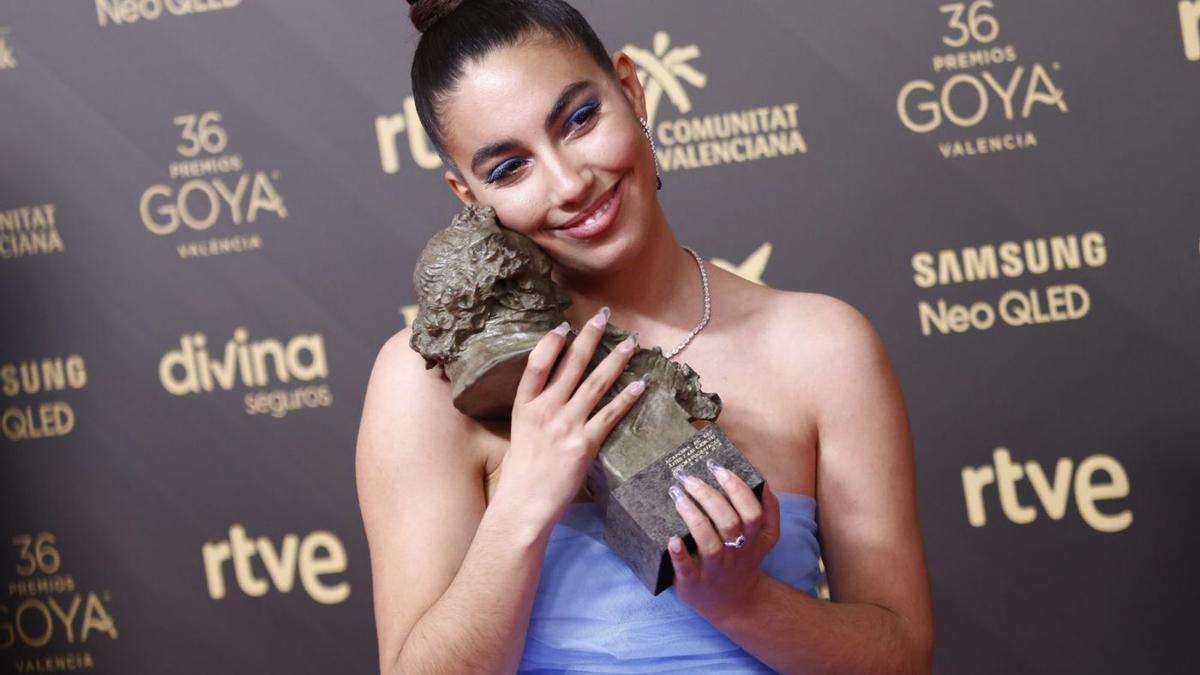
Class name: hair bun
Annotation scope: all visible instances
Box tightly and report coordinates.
[409,0,468,33]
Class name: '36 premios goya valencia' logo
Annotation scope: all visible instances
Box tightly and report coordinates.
[896,0,1068,159]
[138,111,287,258]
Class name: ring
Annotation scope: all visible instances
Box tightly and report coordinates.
[723,534,746,549]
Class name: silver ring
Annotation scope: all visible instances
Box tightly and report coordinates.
[723,534,746,549]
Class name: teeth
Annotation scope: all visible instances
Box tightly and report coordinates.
[581,199,610,227]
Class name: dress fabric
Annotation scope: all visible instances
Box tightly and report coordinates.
[517,491,821,673]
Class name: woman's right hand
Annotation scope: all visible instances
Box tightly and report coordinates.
[492,306,646,527]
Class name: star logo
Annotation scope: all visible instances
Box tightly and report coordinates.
[710,243,773,286]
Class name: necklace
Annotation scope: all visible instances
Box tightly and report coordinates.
[662,245,711,360]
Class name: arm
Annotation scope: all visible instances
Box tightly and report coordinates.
[357,316,644,674]
[681,295,934,674]
[356,327,550,675]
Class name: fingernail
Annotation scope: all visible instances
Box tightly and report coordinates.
[618,335,636,352]
[672,468,702,490]
[668,484,686,503]
[705,457,730,483]
[590,306,610,328]
[627,377,646,395]
[669,537,682,554]
[552,321,570,336]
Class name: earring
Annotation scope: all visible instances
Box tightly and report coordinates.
[639,116,663,190]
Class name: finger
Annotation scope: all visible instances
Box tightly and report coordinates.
[514,321,572,406]
[670,484,724,559]
[675,471,742,543]
[667,535,698,584]
[583,374,648,444]
[543,306,609,402]
[705,459,764,541]
[565,331,638,419]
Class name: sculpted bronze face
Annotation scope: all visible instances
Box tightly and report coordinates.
[411,204,763,594]
[409,204,572,418]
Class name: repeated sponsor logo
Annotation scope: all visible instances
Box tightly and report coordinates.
[910,231,1106,336]
[201,525,350,604]
[624,31,807,173]
[1,355,87,443]
[157,328,332,418]
[3,533,118,672]
[0,204,64,260]
[1182,1,1200,61]
[139,111,287,258]
[962,448,1132,533]
[896,0,1068,158]
[95,0,242,28]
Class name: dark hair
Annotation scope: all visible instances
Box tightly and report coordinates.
[408,0,616,172]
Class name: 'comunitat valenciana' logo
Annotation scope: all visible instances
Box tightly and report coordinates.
[622,31,807,173]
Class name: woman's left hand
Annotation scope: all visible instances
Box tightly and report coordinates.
[667,458,781,621]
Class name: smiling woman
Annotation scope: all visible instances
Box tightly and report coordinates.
[354,1,934,673]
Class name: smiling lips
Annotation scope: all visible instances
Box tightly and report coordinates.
[555,176,624,240]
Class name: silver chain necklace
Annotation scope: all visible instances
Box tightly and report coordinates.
[662,245,711,359]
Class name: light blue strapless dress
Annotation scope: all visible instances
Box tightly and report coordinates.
[518,492,821,673]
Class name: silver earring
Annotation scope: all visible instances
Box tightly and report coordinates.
[639,116,663,190]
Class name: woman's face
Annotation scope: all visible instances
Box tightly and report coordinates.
[437,33,656,274]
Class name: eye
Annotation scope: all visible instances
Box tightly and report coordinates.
[485,157,526,185]
[565,99,601,134]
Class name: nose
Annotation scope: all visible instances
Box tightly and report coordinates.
[544,150,592,209]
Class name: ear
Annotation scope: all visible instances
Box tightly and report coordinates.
[611,50,647,121]
[444,169,476,206]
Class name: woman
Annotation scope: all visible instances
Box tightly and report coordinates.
[355,0,934,672]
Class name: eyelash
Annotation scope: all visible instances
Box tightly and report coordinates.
[484,99,602,185]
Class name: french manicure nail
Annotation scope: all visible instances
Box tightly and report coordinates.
[590,306,610,327]
[552,321,570,336]
[705,457,730,483]
[627,378,646,395]
[668,484,686,503]
[618,335,636,352]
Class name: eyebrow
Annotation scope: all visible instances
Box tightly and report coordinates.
[469,79,595,175]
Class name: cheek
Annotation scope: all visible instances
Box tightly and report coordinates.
[489,195,544,237]
[584,119,643,169]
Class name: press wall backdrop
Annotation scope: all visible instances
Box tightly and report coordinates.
[2,1,1198,673]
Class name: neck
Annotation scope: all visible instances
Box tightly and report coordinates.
[552,209,705,352]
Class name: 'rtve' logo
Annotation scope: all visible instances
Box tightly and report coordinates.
[961,447,1132,533]
[1182,1,1200,61]
[201,525,350,604]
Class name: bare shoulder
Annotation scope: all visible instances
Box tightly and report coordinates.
[768,291,885,364]
[356,326,480,466]
[756,288,900,424]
